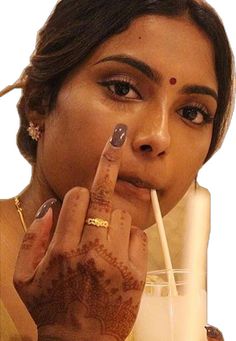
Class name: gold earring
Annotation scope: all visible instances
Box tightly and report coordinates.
[27,122,42,141]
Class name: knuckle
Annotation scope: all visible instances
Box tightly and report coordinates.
[102,148,120,163]
[120,209,132,221]
[90,188,112,209]
[113,209,132,222]
[84,248,98,262]
[21,232,37,250]
[64,186,89,203]
[13,274,26,290]
[131,225,141,233]
[13,274,19,287]
[131,227,148,244]
[139,230,148,244]
[49,244,68,260]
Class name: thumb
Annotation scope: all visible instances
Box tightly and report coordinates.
[13,198,56,288]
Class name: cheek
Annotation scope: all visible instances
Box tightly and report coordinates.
[38,96,119,197]
[38,112,91,196]
[176,132,212,180]
[162,127,213,210]
[173,120,213,169]
[188,130,212,164]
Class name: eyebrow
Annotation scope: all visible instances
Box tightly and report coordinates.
[181,85,218,102]
[94,54,218,102]
[94,54,161,83]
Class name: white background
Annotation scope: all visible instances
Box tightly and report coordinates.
[0,1,235,339]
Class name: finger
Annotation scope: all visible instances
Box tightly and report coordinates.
[205,325,224,341]
[108,209,132,257]
[129,227,148,274]
[13,199,56,287]
[49,186,90,249]
[83,123,127,238]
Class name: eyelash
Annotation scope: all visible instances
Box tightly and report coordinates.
[98,77,142,100]
[177,103,214,126]
[98,78,214,126]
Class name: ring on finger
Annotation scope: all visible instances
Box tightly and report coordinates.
[85,217,109,228]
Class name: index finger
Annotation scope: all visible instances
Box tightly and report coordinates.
[86,123,127,224]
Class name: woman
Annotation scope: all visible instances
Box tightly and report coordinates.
[0,0,233,340]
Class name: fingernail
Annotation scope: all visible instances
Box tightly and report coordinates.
[205,325,223,339]
[35,198,57,219]
[110,123,127,147]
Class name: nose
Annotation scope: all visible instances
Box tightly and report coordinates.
[132,111,170,157]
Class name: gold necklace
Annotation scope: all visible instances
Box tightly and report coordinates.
[14,196,27,232]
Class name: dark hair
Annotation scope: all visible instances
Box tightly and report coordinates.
[15,0,234,163]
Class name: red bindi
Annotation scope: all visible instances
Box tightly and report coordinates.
[169,77,177,85]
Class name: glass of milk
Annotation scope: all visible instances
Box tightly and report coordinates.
[130,269,207,341]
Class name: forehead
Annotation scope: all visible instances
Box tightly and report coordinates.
[89,15,217,89]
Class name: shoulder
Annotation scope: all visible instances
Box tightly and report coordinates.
[0,198,25,282]
[0,198,23,250]
[0,198,15,227]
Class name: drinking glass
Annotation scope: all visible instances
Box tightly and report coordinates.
[127,269,207,341]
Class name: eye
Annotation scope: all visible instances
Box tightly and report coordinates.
[177,104,214,126]
[98,79,142,100]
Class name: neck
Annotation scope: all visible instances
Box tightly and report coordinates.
[18,168,61,229]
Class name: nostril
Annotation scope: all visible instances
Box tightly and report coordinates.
[140,145,152,152]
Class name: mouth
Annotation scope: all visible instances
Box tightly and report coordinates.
[115,175,156,201]
[119,175,155,189]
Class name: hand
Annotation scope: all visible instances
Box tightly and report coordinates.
[13,124,148,341]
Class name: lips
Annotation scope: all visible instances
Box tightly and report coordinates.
[115,175,156,201]
[118,176,155,189]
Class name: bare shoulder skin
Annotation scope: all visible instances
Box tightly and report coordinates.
[0,199,37,340]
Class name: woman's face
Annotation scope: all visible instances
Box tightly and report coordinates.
[37,15,217,228]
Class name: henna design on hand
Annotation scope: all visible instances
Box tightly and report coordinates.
[58,239,144,291]
[89,171,113,213]
[27,239,144,340]
[21,233,37,250]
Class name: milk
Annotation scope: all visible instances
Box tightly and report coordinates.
[132,290,207,341]
[126,270,207,341]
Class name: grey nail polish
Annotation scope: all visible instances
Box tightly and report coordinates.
[35,198,57,219]
[110,123,127,147]
[205,325,223,339]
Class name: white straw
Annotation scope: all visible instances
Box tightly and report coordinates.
[151,189,178,296]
